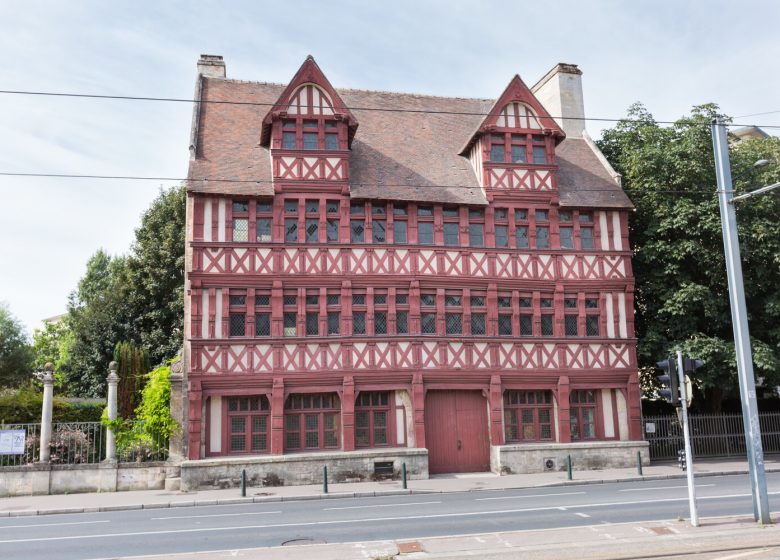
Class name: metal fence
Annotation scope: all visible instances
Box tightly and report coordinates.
[0,421,167,467]
[644,412,780,461]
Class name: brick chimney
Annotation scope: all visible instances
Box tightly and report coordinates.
[531,63,585,138]
[197,54,226,78]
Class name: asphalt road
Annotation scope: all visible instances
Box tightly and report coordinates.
[1,472,779,560]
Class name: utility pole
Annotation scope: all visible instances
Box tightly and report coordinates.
[711,117,770,524]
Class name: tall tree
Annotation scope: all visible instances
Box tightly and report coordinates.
[30,319,73,388]
[0,302,32,387]
[124,186,186,365]
[597,104,780,411]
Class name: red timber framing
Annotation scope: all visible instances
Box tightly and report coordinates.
[183,56,642,470]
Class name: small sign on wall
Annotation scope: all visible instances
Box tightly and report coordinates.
[0,430,26,455]
[645,422,656,434]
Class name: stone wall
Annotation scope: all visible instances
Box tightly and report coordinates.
[0,463,167,497]
[491,441,649,475]
[180,448,428,491]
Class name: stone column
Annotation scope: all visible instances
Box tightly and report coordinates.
[168,358,184,460]
[105,361,119,462]
[341,376,355,451]
[557,376,571,443]
[38,363,54,463]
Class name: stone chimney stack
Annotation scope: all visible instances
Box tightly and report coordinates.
[531,63,585,138]
[197,54,226,78]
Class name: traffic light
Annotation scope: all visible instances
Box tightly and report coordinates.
[682,356,704,374]
[656,357,679,405]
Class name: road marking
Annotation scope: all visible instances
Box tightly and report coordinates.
[619,484,715,492]
[476,491,585,501]
[0,520,109,529]
[3,492,778,544]
[152,511,281,520]
[575,512,591,518]
[714,550,772,560]
[324,501,441,511]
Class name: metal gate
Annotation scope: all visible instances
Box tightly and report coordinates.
[425,390,490,474]
[643,412,780,461]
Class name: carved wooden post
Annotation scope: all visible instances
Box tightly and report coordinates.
[105,361,119,462]
[38,363,55,463]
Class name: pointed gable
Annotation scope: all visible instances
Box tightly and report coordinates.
[260,55,358,146]
[459,74,565,155]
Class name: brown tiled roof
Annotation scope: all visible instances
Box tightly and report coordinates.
[188,78,632,208]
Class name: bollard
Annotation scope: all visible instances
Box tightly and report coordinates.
[636,451,643,476]
[241,469,247,497]
[567,455,572,480]
[402,462,408,490]
[323,465,328,494]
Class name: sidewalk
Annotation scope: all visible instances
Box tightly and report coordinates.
[1,456,777,517]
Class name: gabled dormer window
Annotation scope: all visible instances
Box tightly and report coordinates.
[275,84,344,151]
[488,103,550,165]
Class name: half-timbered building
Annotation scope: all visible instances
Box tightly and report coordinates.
[177,54,647,485]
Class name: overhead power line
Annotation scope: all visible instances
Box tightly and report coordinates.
[0,171,719,195]
[0,89,779,129]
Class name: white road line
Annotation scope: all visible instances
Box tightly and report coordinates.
[713,550,773,560]
[3,492,778,544]
[152,511,281,520]
[324,501,442,511]
[476,492,585,501]
[575,512,591,518]
[619,484,715,492]
[0,520,109,529]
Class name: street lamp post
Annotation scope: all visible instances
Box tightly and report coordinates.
[711,117,771,524]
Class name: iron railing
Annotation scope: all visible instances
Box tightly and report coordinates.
[0,421,167,467]
[644,412,780,461]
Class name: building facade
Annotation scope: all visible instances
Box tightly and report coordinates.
[179,55,645,482]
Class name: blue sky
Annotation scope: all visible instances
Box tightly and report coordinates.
[1,0,779,334]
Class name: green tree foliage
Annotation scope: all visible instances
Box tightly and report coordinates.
[598,104,780,410]
[135,359,179,440]
[113,341,150,419]
[124,186,186,365]
[0,303,32,387]
[31,320,73,388]
[65,186,185,396]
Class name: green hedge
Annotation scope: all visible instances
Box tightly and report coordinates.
[0,387,104,424]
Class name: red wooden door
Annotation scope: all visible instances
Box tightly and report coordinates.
[425,390,490,474]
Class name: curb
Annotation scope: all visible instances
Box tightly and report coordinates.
[1,466,773,518]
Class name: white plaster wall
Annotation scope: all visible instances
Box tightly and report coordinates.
[203,198,212,242]
[616,390,629,441]
[210,396,222,454]
[396,390,415,447]
[217,199,226,242]
[601,389,615,438]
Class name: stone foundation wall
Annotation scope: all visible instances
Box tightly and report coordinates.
[0,463,168,497]
[180,448,429,491]
[491,441,649,474]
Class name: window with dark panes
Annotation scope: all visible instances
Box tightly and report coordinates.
[468,208,484,247]
[498,295,512,336]
[540,297,554,336]
[420,292,436,335]
[510,134,527,163]
[581,225,594,249]
[352,290,366,335]
[284,394,340,451]
[564,297,578,337]
[373,218,386,243]
[490,134,505,162]
[256,200,273,242]
[285,199,298,213]
[443,207,460,246]
[570,390,598,440]
[232,200,249,242]
[494,207,509,248]
[324,122,339,150]
[302,120,318,150]
[325,200,339,242]
[559,210,573,249]
[532,135,547,164]
[255,291,271,337]
[285,219,299,243]
[351,219,365,243]
[282,121,296,149]
[227,395,270,454]
[306,313,319,335]
[536,209,550,249]
[503,390,553,443]
[393,203,408,244]
[417,205,434,244]
[374,290,388,335]
[470,293,486,335]
[395,290,409,335]
[229,290,246,337]
[445,292,462,335]
[283,292,297,337]
[355,392,391,448]
[515,208,529,248]
[585,297,600,337]
[304,200,319,243]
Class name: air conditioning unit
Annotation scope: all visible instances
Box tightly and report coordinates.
[543,458,557,471]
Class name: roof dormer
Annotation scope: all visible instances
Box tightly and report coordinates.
[260,56,358,149]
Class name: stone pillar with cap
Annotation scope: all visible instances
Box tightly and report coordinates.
[38,363,55,463]
[105,361,119,462]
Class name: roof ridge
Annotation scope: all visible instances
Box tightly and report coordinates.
[208,76,494,104]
